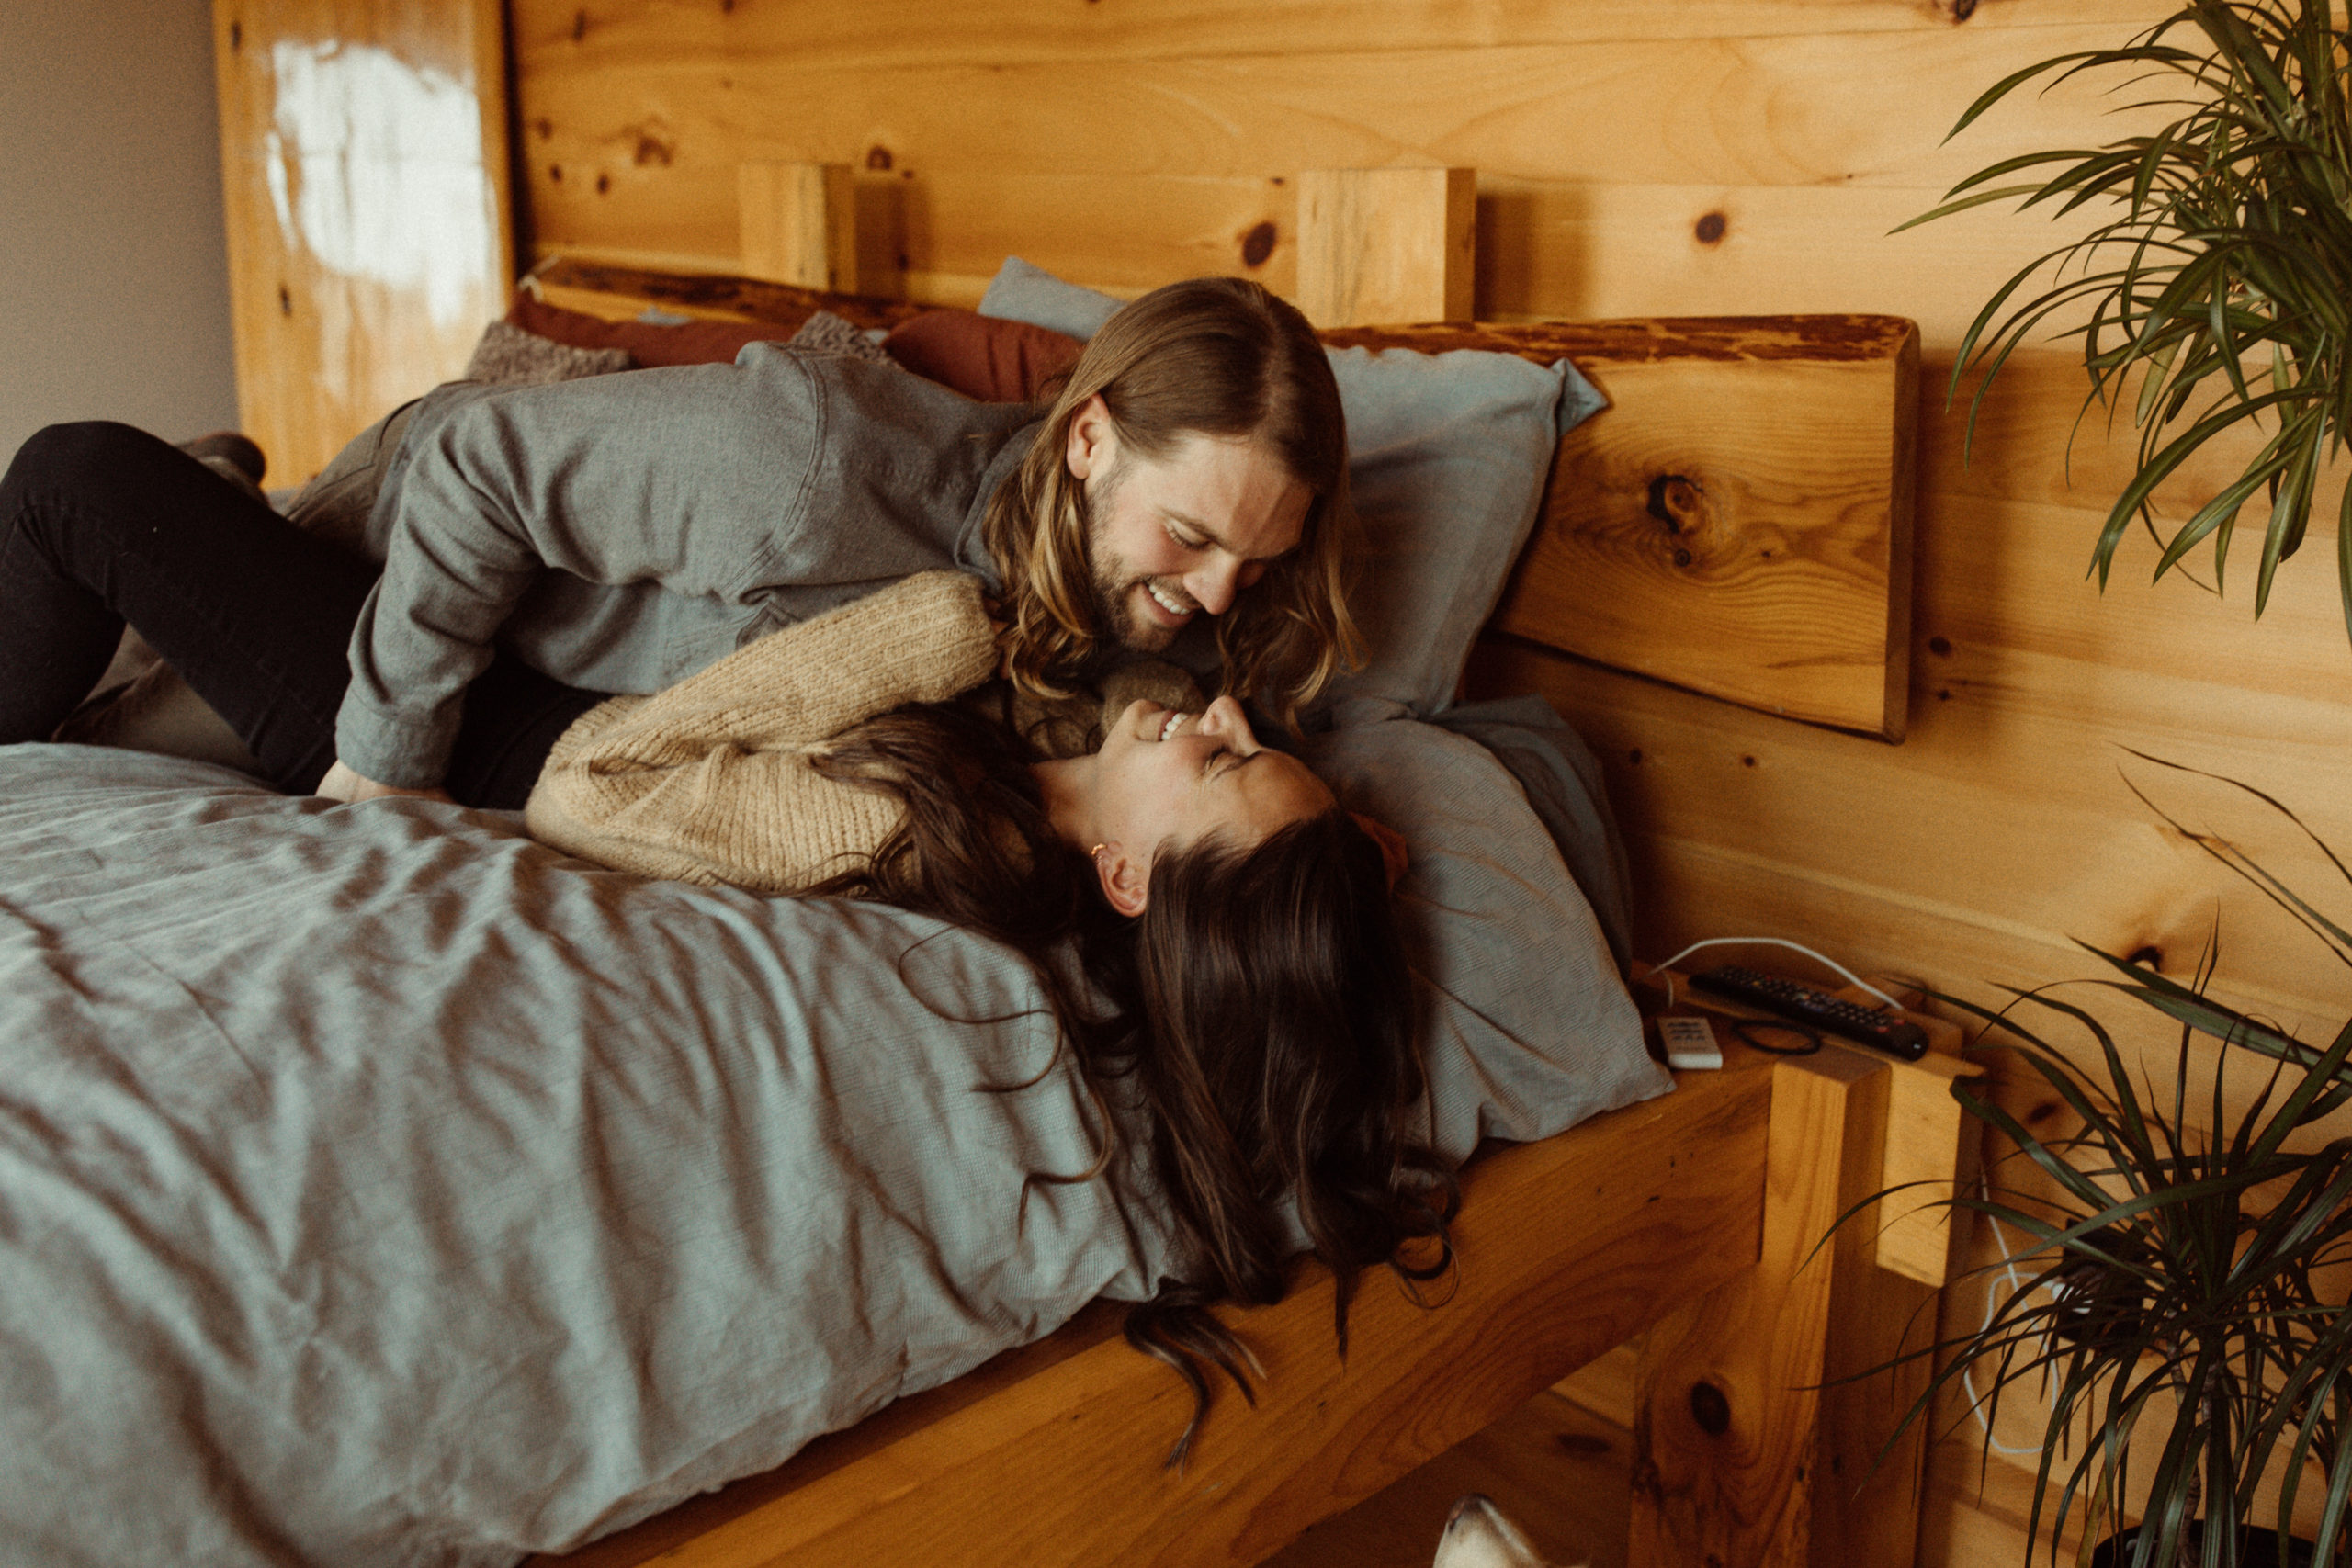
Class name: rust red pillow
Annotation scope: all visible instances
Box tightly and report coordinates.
[509,293,1084,403]
[881,310,1081,403]
[507,294,795,367]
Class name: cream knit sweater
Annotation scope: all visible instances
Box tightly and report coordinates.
[524,571,1196,894]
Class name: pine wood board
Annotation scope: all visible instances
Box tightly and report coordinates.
[526,170,2129,361]
[1555,1340,1645,1433]
[1622,831,2349,1164]
[515,0,2172,73]
[1490,324,1917,739]
[537,1063,1773,1568]
[212,0,511,482]
[510,24,2174,262]
[1473,630,2350,1021]
[1917,350,2352,542]
[1632,1053,1914,1568]
[1915,493,2350,715]
[1311,316,1916,740]
[1471,177,2110,349]
[528,166,1297,306]
[1261,1390,1631,1568]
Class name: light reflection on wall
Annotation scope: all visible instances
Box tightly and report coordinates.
[262,39,493,332]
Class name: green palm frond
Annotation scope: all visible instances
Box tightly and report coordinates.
[1909,0,2352,643]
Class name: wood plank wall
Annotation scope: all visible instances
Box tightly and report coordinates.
[514,5,2352,1562]
[213,0,513,482]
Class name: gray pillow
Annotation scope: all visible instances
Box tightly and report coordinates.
[978,255,1125,341]
[1301,718,1667,1160]
[976,256,1602,720]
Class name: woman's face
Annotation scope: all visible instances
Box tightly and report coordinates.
[1091,694,1332,865]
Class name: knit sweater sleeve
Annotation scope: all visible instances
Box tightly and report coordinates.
[524,571,999,892]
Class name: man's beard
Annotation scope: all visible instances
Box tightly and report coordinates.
[1087,558,1180,654]
[1080,459,1177,655]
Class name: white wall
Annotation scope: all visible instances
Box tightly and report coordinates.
[0,0,236,463]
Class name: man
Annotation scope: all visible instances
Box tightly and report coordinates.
[322,276,1356,802]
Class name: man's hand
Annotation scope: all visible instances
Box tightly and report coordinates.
[317,760,455,805]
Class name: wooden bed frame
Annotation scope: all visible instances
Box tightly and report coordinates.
[541,1033,1966,1568]
[495,218,1955,1567]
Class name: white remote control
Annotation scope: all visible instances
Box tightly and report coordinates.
[1656,1015,1723,1071]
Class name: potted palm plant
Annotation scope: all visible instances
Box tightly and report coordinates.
[1905,0,2352,642]
[1886,761,2352,1568]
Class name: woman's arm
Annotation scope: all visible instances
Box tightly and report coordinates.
[524,571,998,892]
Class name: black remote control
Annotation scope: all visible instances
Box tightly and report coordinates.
[1689,964,1929,1060]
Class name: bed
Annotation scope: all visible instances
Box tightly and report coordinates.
[10,43,1954,1559]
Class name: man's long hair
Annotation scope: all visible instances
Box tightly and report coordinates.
[980,277,1361,732]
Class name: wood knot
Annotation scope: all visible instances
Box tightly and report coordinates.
[1689,1379,1731,1436]
[1647,474,1710,565]
[2128,946,2164,971]
[1694,211,1727,246]
[865,145,894,171]
[1950,0,1978,18]
[1240,221,1277,268]
[571,9,587,42]
[1646,473,1702,529]
[229,18,242,50]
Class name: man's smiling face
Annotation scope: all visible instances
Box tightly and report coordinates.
[1065,397,1312,653]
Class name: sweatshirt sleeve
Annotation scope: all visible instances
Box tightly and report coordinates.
[335,353,828,787]
[524,571,999,892]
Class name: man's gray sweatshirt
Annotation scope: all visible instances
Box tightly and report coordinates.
[335,344,1043,788]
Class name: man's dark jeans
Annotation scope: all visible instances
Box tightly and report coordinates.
[0,421,600,808]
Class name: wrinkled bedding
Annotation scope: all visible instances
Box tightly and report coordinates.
[0,745,1172,1567]
[0,724,1659,1567]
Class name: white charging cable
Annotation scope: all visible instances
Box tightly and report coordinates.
[1962,1184,2054,1457]
[1642,936,1909,1013]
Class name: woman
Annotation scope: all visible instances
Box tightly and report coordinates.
[526,569,1455,1461]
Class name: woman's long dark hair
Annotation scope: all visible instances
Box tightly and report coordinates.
[806,699,1457,1464]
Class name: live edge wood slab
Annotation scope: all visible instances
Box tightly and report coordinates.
[1323,317,1919,743]
[541,1043,1936,1568]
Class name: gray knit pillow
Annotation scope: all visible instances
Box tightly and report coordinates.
[463,320,635,386]
[786,310,893,365]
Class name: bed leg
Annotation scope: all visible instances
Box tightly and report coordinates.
[1627,1051,1936,1568]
